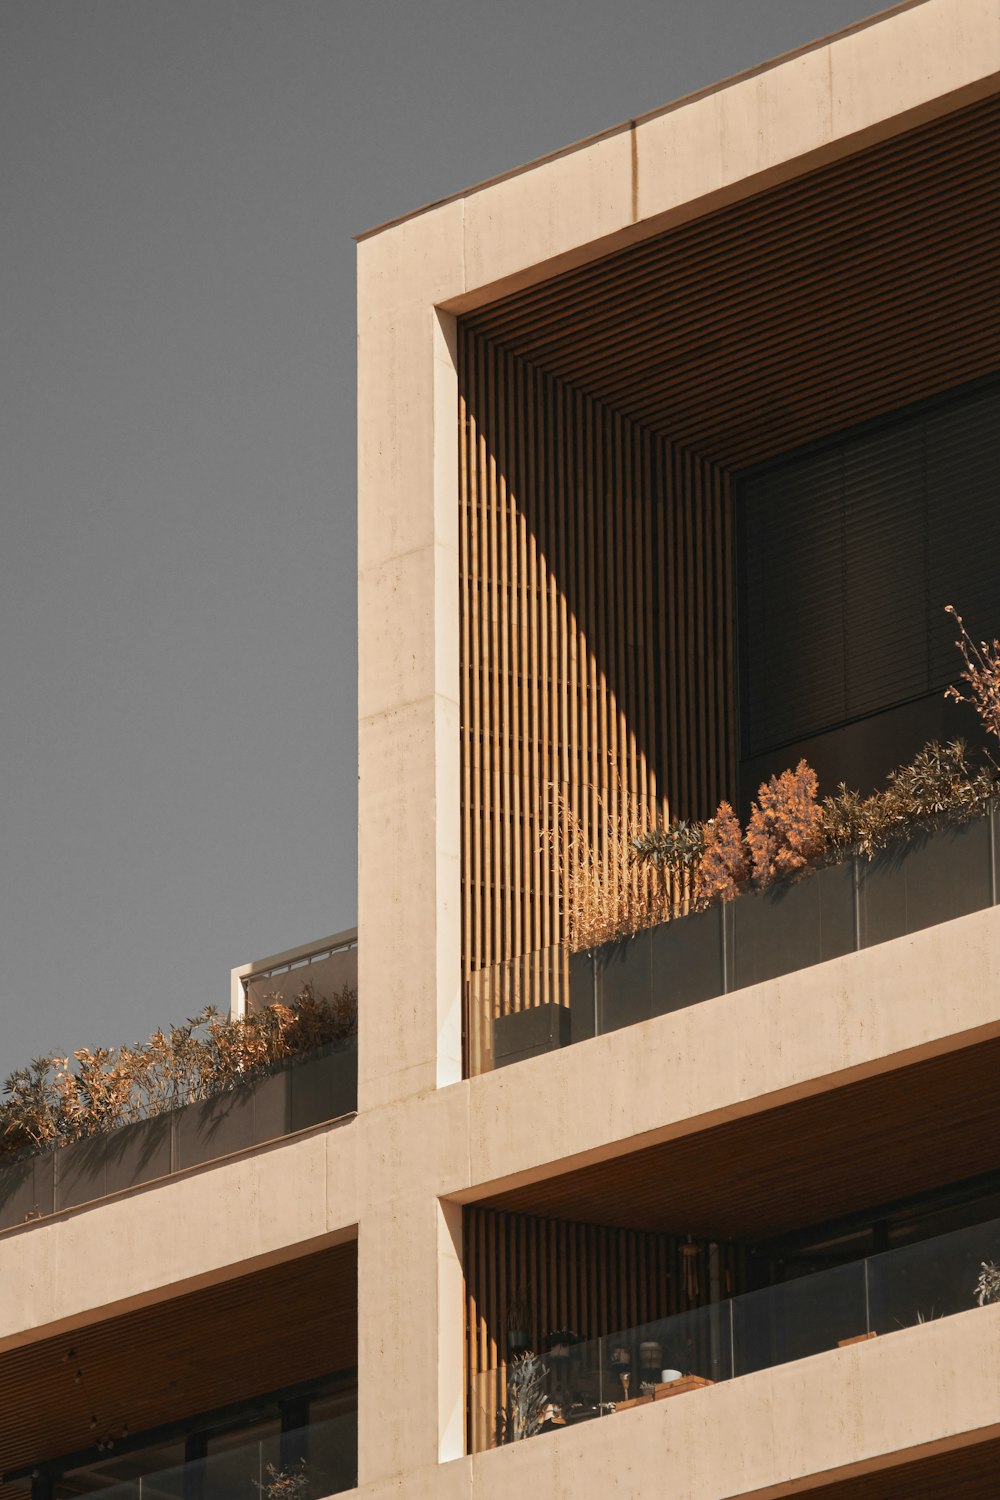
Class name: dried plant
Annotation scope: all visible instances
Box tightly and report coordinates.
[821,741,996,858]
[974,1261,1000,1308]
[745,760,826,887]
[697,801,749,903]
[257,1460,312,1500]
[0,984,356,1164]
[945,606,1000,752]
[556,789,676,951]
[500,1352,549,1443]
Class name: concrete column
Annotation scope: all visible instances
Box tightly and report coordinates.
[356,1194,465,1485]
[357,206,465,1112]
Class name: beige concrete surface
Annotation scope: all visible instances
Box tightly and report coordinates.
[5,903,1000,1483]
[462,904,1000,1200]
[0,1120,359,1353]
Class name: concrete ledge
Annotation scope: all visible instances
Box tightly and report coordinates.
[0,1117,360,1351]
[461,903,1000,1198]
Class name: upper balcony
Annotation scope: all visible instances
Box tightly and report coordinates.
[0,930,357,1235]
[455,87,1000,1083]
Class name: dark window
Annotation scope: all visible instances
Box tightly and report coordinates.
[737,379,1000,803]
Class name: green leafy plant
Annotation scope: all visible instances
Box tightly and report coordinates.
[631,819,706,876]
[746,760,826,886]
[821,741,996,857]
[257,1459,312,1500]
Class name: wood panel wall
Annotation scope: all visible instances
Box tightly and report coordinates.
[459,329,735,1054]
[464,1205,746,1452]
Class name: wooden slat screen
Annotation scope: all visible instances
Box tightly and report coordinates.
[464,1205,745,1453]
[459,329,735,1047]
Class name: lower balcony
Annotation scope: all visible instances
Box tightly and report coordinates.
[469,1209,1000,1452]
[38,1404,355,1500]
[0,1241,357,1500]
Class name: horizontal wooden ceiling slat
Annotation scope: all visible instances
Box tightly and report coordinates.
[466,99,995,346]
[0,1239,357,1485]
[478,1038,1000,1243]
[461,94,1000,471]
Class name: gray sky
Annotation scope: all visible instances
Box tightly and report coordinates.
[2,0,888,1066]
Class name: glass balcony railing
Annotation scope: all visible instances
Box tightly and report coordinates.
[65,1413,357,1500]
[469,1213,1000,1452]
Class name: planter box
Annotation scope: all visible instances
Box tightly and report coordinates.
[650,905,725,1018]
[0,1042,357,1232]
[569,950,598,1043]
[858,814,993,948]
[733,859,855,991]
[597,930,652,1033]
[104,1114,172,1194]
[492,1003,571,1069]
[0,1153,53,1232]
[175,1083,257,1170]
[288,1042,357,1132]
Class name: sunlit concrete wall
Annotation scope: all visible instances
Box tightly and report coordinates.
[356,4,1000,1481]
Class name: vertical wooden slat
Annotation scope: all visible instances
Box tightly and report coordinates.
[459,334,734,1046]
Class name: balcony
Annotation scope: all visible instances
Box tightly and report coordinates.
[470,803,1000,1074]
[0,1242,357,1500]
[0,932,358,1233]
[469,1211,1000,1453]
[36,1411,356,1500]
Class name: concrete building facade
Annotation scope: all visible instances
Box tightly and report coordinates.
[3,2,1000,1497]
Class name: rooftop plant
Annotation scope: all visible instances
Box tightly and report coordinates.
[0,983,356,1163]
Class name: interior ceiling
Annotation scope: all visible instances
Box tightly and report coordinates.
[795,1435,1000,1500]
[0,1238,357,1488]
[479,1036,1000,1241]
[463,92,1000,470]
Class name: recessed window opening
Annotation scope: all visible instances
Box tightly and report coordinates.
[736,377,1000,806]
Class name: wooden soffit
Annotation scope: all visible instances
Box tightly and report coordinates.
[462,92,1000,470]
[479,1036,1000,1242]
[0,1238,357,1488]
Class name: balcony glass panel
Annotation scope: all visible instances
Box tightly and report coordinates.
[732,1257,866,1377]
[470,1214,1000,1452]
[64,1415,356,1500]
[866,1216,1000,1336]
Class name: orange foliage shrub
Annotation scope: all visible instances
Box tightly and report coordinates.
[945,605,1000,753]
[746,760,826,887]
[697,801,749,902]
[0,984,356,1162]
